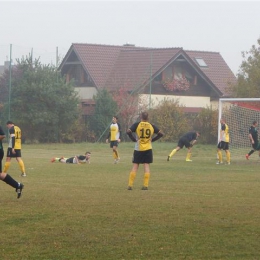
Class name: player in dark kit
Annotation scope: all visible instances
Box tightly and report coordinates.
[167,131,200,162]
[51,152,91,164]
[246,120,260,160]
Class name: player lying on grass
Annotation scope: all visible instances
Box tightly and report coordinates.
[51,152,91,164]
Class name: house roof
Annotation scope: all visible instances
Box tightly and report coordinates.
[60,43,236,97]
[185,50,236,96]
[61,43,146,88]
[105,48,183,93]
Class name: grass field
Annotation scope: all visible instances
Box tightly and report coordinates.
[1,142,260,260]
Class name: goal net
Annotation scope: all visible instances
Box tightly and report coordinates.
[218,98,260,161]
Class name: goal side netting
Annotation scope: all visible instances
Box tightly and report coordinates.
[218,98,260,161]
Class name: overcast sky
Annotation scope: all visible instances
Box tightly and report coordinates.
[1,1,260,75]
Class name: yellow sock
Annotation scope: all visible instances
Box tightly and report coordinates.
[4,162,11,172]
[18,160,25,173]
[128,172,136,187]
[169,149,177,158]
[114,150,119,159]
[143,172,150,187]
[226,151,231,163]
[186,152,192,161]
[113,151,117,159]
[217,151,223,162]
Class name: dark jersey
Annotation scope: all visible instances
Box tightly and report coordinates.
[249,126,258,143]
[180,132,198,142]
[66,155,89,164]
[0,126,5,150]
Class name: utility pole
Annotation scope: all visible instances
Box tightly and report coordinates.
[149,52,153,110]
[8,44,12,120]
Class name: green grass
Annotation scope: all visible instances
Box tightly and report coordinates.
[1,142,260,260]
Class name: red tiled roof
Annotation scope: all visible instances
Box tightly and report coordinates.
[72,43,146,88]
[185,50,236,96]
[61,43,236,97]
[106,48,182,92]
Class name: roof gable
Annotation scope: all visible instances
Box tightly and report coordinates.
[185,50,236,96]
[60,43,236,97]
[105,48,182,92]
[61,43,146,88]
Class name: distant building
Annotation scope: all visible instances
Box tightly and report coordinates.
[59,43,237,117]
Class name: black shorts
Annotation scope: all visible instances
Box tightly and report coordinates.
[217,141,229,150]
[66,157,74,163]
[178,137,191,149]
[132,149,153,164]
[110,141,119,148]
[6,148,22,158]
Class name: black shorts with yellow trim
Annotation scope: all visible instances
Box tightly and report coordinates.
[132,149,153,164]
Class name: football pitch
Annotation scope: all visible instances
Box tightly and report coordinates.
[1,142,259,260]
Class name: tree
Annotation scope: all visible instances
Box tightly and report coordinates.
[89,88,118,142]
[112,88,139,141]
[192,107,218,144]
[231,38,260,97]
[0,55,80,143]
[149,99,189,142]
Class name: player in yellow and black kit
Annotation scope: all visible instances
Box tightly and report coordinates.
[0,123,24,198]
[3,121,26,176]
[126,111,163,190]
[106,116,121,164]
[216,118,231,165]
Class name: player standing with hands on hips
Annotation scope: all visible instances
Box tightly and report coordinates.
[126,111,163,190]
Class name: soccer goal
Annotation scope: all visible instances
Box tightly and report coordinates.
[218,98,260,161]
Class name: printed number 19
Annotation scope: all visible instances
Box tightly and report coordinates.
[140,128,151,138]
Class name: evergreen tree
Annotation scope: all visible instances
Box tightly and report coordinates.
[0,55,80,143]
[89,89,118,142]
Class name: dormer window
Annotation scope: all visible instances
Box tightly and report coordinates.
[195,58,207,67]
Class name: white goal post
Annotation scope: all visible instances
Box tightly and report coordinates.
[218,98,260,160]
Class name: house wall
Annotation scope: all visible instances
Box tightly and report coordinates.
[75,87,97,99]
[139,94,211,109]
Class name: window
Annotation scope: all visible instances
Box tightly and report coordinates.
[195,58,207,67]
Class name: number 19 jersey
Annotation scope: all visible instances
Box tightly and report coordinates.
[129,121,160,151]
